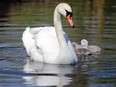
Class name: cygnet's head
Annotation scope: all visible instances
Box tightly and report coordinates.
[80,39,88,48]
[55,3,74,27]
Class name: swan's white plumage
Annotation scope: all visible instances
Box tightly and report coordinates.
[22,3,78,64]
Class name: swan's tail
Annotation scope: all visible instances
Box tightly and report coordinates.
[25,26,30,31]
[22,27,34,55]
[22,27,31,42]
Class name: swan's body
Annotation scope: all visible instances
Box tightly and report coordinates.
[22,3,78,64]
[72,39,101,55]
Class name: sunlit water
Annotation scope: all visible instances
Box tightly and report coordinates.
[0,0,116,87]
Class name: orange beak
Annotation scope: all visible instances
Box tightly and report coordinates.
[66,15,75,28]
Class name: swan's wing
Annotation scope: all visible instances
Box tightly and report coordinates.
[29,27,45,35]
[29,26,54,35]
[88,45,101,54]
[34,27,60,63]
[63,33,78,64]
[63,32,70,43]
[22,27,44,62]
[22,27,43,55]
[23,26,54,53]
[68,41,78,64]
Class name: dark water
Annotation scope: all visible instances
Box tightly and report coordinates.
[0,0,116,87]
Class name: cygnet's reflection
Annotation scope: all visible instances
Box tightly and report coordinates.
[23,59,77,86]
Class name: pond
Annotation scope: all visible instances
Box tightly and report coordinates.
[0,0,116,87]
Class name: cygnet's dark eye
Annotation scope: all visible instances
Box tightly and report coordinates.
[65,10,73,17]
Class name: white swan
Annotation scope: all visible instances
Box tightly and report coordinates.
[22,3,78,64]
[72,39,101,55]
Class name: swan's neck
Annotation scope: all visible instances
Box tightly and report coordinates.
[54,8,66,46]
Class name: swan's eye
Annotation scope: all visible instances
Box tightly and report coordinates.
[65,10,73,17]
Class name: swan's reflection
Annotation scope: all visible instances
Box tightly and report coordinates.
[23,59,77,86]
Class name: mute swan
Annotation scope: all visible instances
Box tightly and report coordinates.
[72,39,101,55]
[22,3,78,64]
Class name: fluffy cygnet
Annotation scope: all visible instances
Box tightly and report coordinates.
[72,39,101,55]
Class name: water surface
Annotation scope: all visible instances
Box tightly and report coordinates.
[0,0,116,87]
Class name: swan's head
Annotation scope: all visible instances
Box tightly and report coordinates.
[80,39,88,48]
[55,3,74,27]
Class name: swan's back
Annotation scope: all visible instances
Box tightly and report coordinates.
[88,45,101,54]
